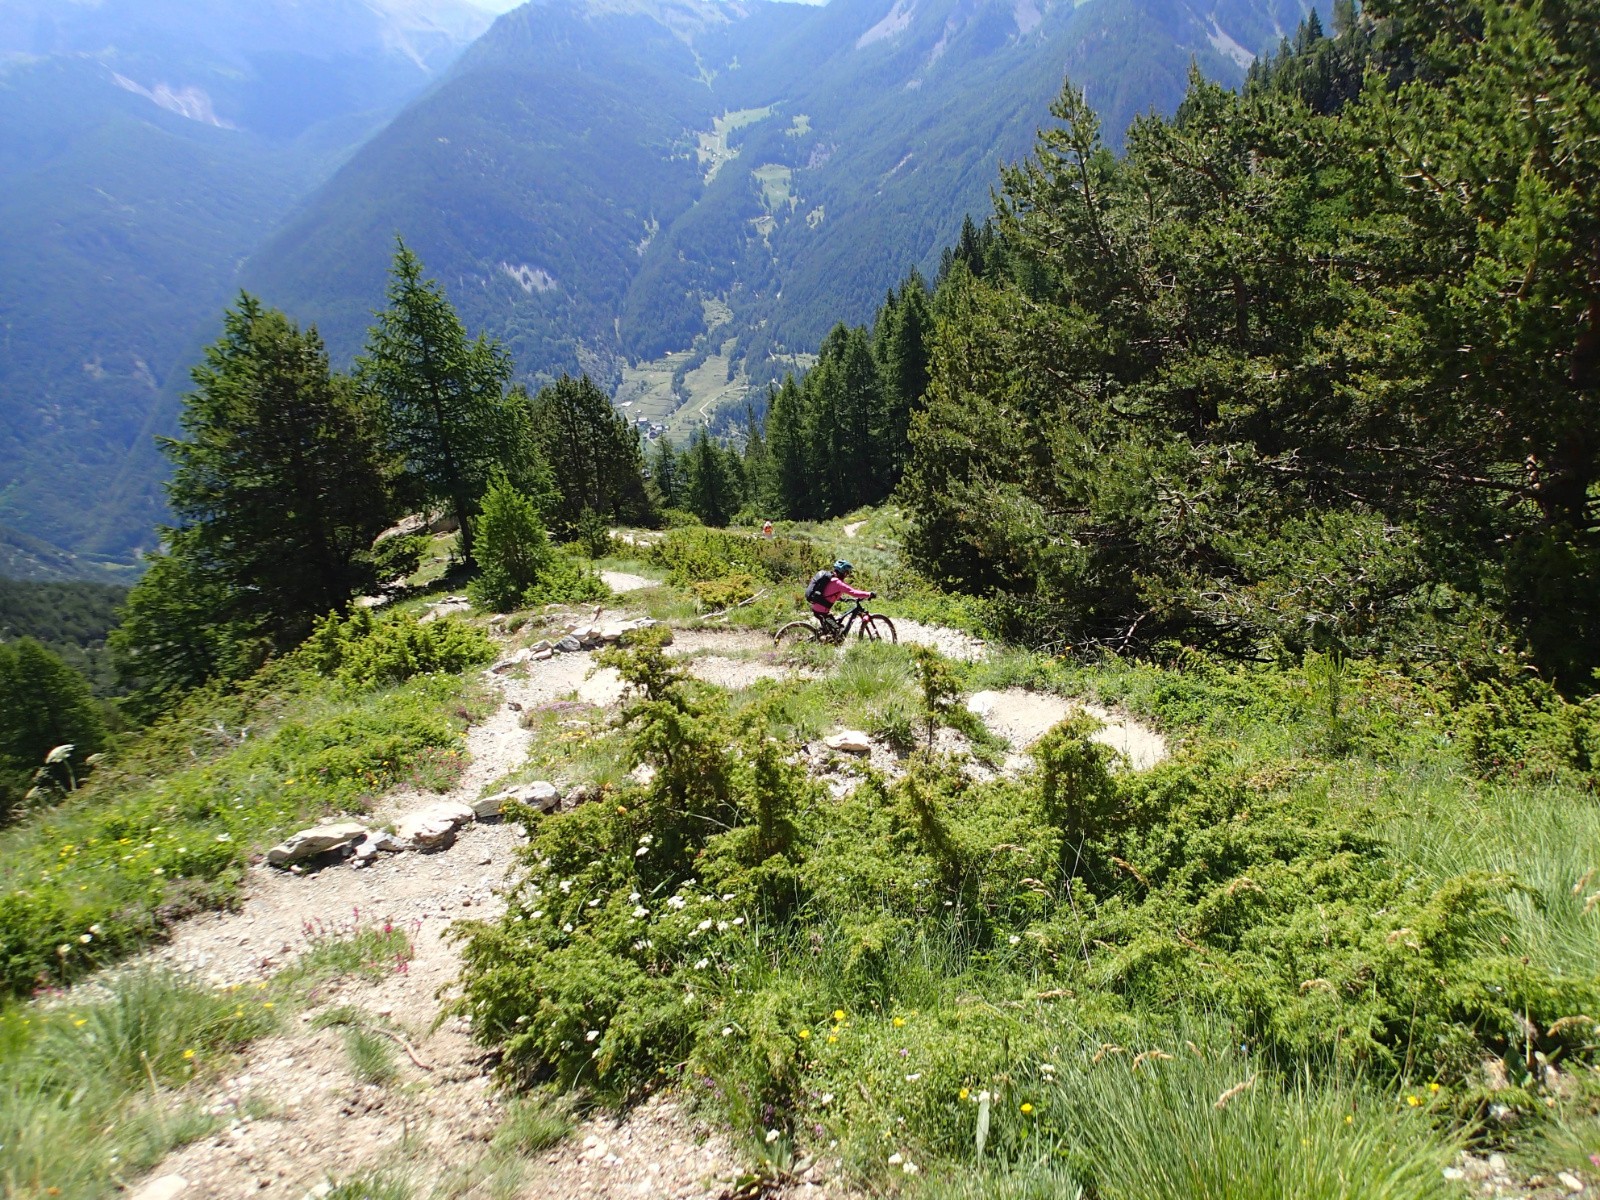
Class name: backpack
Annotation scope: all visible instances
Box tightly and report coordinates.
[804,569,833,606]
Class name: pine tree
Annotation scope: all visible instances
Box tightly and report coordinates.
[360,241,513,563]
[875,271,933,483]
[468,474,557,611]
[649,436,685,511]
[685,430,737,527]
[531,374,653,533]
[766,376,812,518]
[165,294,394,648]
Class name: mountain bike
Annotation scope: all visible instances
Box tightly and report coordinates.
[774,597,897,647]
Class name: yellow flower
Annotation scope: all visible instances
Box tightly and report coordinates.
[799,1029,811,1039]
[892,1017,906,1027]
[1020,1103,1034,1114]
[1427,1082,1441,1093]
[1344,1115,1354,1125]
[73,1018,87,1027]
[833,1009,845,1022]
[1406,1095,1421,1107]
[959,1088,969,1101]
[183,1049,195,1060]
[827,1035,838,1044]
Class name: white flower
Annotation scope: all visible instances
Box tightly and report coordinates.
[1041,1063,1056,1074]
[887,1153,903,1166]
[697,919,714,932]
[1008,935,1021,945]
[88,924,101,935]
[559,879,573,892]
[215,833,231,843]
[635,847,648,857]
[667,895,687,909]
[721,1026,733,1037]
[819,1093,834,1106]
[530,910,544,919]
[683,992,696,1004]
[563,922,573,932]
[904,1073,921,1082]
[716,921,729,931]
[585,1030,599,1042]
[79,933,92,943]
[633,905,649,919]
[639,834,653,844]
[630,892,642,902]
[694,958,709,969]
[588,898,600,907]
[721,893,735,901]
[903,1162,919,1176]
[732,917,745,926]
[765,1129,781,1144]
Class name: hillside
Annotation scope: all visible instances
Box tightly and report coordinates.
[2,514,1596,1198]
[242,0,1319,399]
[0,0,495,563]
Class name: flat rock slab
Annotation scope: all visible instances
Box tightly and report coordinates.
[394,801,475,850]
[473,781,559,819]
[825,730,872,754]
[266,822,370,866]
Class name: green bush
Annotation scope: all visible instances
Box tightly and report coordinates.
[302,609,493,688]
[644,526,816,590]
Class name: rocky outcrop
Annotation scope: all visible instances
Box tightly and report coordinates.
[265,822,370,866]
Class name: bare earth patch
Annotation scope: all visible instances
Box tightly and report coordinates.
[966,689,1168,770]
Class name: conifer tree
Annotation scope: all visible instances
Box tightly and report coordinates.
[360,241,512,563]
[648,436,684,511]
[531,374,654,533]
[165,294,394,648]
[766,376,812,518]
[468,474,557,611]
[685,430,737,527]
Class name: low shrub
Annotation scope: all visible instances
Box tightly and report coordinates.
[645,527,817,590]
[302,609,493,688]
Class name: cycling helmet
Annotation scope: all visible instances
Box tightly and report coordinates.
[833,559,853,575]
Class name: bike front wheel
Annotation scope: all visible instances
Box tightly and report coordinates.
[774,621,822,648]
[857,615,897,644]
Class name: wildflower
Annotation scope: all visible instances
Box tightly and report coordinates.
[722,1026,733,1037]
[799,1029,811,1039]
[73,1018,87,1027]
[1427,1082,1441,1093]
[559,880,573,892]
[530,910,544,919]
[887,1153,903,1166]
[1406,1095,1421,1107]
[721,893,735,901]
[79,933,91,943]
[959,1088,969,1101]
[833,1009,845,1021]
[1008,935,1020,945]
[633,905,649,919]
[697,919,714,932]
[586,1030,600,1042]
[732,916,745,926]
[635,847,648,857]
[1020,1103,1033,1114]
[668,895,687,909]
[215,833,231,842]
[563,922,574,932]
[1344,1115,1354,1125]
[588,899,600,908]
[716,920,729,931]
[694,958,709,970]
[903,1163,919,1176]
[631,892,642,902]
[183,1049,195,1059]
[765,1129,781,1144]
[892,1017,906,1027]
[827,1035,838,1044]
[905,1073,921,1082]
[820,1093,834,1106]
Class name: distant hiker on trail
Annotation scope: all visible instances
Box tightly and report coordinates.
[805,559,873,637]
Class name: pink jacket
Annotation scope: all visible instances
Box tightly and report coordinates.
[811,575,872,615]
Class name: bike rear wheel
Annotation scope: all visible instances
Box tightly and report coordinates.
[774,621,822,648]
[857,615,897,644]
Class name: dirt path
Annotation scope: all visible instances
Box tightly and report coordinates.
[126,617,1150,1199]
[966,689,1167,770]
[841,520,866,539]
[600,571,657,594]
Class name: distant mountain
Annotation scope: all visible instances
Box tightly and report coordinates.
[245,0,1318,392]
[0,0,493,565]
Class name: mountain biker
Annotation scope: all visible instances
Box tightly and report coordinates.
[807,559,873,637]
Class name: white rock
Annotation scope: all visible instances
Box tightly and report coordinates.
[394,801,475,850]
[266,822,370,866]
[599,623,630,643]
[473,793,512,819]
[1559,1172,1583,1193]
[130,1176,189,1200]
[825,731,872,754]
[533,648,554,661]
[522,781,561,811]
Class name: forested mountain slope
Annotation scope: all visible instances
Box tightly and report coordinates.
[245,0,1319,388]
[0,0,493,564]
